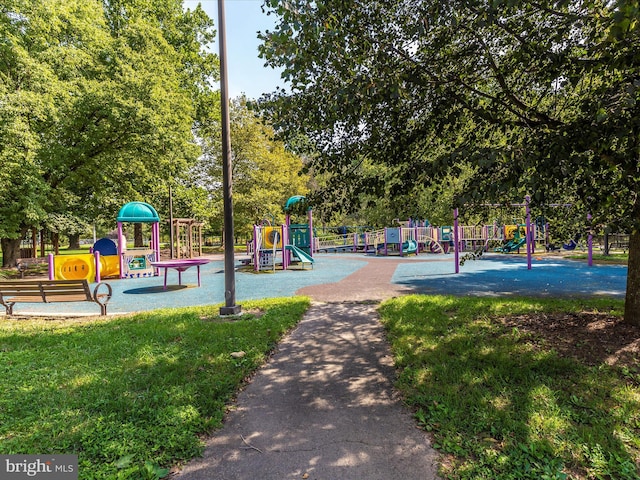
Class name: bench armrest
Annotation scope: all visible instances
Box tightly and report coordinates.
[93,282,113,316]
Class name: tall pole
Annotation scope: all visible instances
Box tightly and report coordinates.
[218,0,241,315]
[525,195,532,270]
[169,184,174,259]
[453,208,459,274]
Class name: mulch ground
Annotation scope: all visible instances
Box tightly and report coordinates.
[501,311,640,368]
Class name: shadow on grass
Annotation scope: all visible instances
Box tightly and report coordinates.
[379,295,639,480]
[0,297,310,479]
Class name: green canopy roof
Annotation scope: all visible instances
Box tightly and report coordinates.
[284,195,306,212]
[116,202,160,223]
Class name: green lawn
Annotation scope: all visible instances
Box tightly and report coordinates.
[2,294,638,479]
[566,253,628,264]
[0,297,310,479]
[379,295,639,480]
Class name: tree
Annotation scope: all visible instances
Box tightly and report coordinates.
[43,213,92,252]
[197,97,309,238]
[0,0,56,264]
[0,0,218,266]
[258,0,640,323]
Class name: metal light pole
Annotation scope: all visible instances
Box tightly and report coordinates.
[218,0,241,315]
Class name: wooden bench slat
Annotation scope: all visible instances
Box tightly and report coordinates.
[8,295,88,303]
[0,292,41,297]
[2,285,42,292]
[44,295,92,303]
[44,292,92,300]
[42,285,91,293]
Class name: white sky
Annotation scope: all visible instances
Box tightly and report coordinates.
[183,0,286,100]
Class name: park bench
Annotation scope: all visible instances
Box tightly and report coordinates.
[15,257,49,279]
[0,279,112,316]
[597,234,630,254]
[609,238,630,253]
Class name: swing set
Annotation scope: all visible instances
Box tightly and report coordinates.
[453,197,596,273]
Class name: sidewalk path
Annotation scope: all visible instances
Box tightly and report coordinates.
[295,257,450,301]
[175,302,440,480]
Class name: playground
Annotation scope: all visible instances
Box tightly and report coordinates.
[5,251,627,316]
[1,196,629,316]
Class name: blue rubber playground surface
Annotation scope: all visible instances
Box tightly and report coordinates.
[394,254,627,298]
[3,253,627,316]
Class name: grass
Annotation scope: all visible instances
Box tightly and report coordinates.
[566,253,628,264]
[0,297,310,479]
[379,295,639,480]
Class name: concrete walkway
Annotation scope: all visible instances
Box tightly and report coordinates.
[174,302,440,480]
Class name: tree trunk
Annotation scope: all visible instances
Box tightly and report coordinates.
[134,223,144,247]
[40,229,46,257]
[624,230,640,325]
[68,233,80,250]
[52,232,60,255]
[1,238,21,268]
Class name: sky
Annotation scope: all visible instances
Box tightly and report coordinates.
[183,0,286,100]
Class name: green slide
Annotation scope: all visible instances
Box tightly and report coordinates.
[496,236,526,253]
[402,239,418,255]
[286,244,315,266]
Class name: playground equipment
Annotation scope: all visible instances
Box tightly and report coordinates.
[358,224,447,256]
[247,196,315,271]
[314,226,370,253]
[150,258,211,290]
[452,197,598,272]
[92,238,120,278]
[248,196,599,275]
[52,253,98,281]
[51,238,119,282]
[49,203,161,282]
[495,225,528,253]
[310,214,549,259]
[170,218,204,259]
[368,227,418,256]
[117,202,160,279]
[311,216,546,257]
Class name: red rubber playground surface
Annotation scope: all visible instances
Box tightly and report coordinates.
[2,253,627,316]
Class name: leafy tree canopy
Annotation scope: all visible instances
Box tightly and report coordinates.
[259,0,639,228]
[196,97,309,236]
[0,0,218,264]
[258,0,640,322]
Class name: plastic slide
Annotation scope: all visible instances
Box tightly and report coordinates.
[286,244,315,265]
[496,236,526,253]
[99,255,120,278]
[402,239,418,255]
